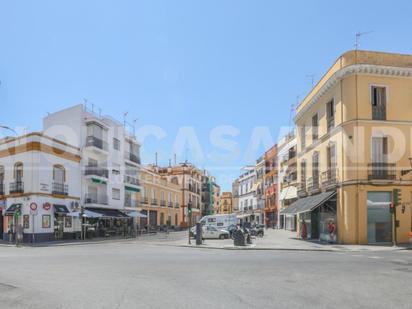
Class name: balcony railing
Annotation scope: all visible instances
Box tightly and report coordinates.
[307,176,320,194]
[168,201,173,208]
[175,202,180,208]
[85,136,108,151]
[368,163,396,180]
[327,117,335,132]
[84,193,108,205]
[125,199,139,208]
[85,165,109,178]
[141,197,149,204]
[321,168,338,189]
[0,182,4,195]
[124,175,140,186]
[151,198,158,205]
[297,182,307,197]
[9,181,24,194]
[124,152,141,164]
[160,200,166,207]
[52,182,68,196]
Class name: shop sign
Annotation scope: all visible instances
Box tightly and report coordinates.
[40,183,49,192]
[43,202,51,211]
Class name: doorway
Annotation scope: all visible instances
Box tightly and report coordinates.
[367,192,392,243]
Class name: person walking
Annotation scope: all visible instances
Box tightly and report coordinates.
[301,219,308,240]
[328,221,336,243]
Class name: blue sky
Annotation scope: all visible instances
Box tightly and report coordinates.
[1,0,412,191]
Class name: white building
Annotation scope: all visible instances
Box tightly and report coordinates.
[0,104,142,243]
[0,132,82,242]
[235,166,261,225]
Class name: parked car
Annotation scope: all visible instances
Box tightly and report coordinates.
[193,225,230,239]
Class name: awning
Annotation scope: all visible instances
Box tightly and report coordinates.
[280,191,336,215]
[5,204,22,216]
[54,204,70,215]
[67,210,104,218]
[86,208,129,218]
[236,214,251,219]
[125,186,140,193]
[127,211,147,218]
[279,186,298,201]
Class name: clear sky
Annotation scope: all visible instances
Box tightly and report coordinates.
[1,0,412,191]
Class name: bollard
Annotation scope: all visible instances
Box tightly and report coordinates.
[195,223,203,245]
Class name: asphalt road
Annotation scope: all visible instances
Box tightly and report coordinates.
[0,238,411,309]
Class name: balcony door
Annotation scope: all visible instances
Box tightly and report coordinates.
[371,137,388,178]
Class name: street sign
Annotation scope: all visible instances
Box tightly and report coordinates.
[30,209,38,216]
[30,202,38,211]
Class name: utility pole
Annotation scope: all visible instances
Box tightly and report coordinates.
[354,31,373,50]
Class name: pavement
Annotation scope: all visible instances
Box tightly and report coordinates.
[0,237,411,309]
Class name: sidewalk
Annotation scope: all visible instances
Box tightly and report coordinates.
[180,229,412,252]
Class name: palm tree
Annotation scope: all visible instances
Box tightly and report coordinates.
[0,124,17,135]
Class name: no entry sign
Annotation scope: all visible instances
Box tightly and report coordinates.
[30,202,38,211]
[43,202,51,211]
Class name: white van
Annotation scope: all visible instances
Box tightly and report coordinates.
[199,214,237,229]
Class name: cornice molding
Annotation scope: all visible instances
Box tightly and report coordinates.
[294,64,412,122]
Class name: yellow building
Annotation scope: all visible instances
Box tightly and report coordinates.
[291,50,412,245]
[218,192,233,214]
[138,166,182,229]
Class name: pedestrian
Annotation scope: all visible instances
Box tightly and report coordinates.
[301,219,307,240]
[328,221,336,243]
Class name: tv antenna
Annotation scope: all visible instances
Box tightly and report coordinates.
[355,31,373,50]
[306,74,315,88]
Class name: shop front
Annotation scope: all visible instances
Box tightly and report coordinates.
[367,191,392,244]
[83,208,132,238]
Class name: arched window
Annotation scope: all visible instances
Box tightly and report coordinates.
[14,162,23,182]
[53,165,65,184]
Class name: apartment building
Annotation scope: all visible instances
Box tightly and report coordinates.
[278,132,298,230]
[263,146,278,228]
[255,156,266,224]
[218,192,233,214]
[0,132,82,242]
[138,165,182,228]
[211,180,221,215]
[291,50,412,244]
[201,172,219,216]
[234,166,261,225]
[157,162,203,226]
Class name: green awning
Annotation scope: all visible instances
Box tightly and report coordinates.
[125,186,140,193]
[92,178,107,185]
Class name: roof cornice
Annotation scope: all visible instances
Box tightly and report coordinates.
[294,64,412,122]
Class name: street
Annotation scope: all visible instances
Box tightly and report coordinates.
[0,233,411,309]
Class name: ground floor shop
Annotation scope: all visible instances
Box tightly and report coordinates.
[264,209,277,228]
[139,206,180,231]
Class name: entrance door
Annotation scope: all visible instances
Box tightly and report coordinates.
[367,192,392,243]
[149,211,157,227]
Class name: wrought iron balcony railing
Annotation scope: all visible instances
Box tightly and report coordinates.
[124,175,140,186]
[52,182,68,196]
[84,193,108,205]
[9,181,24,194]
[85,136,108,151]
[321,168,338,189]
[141,197,149,204]
[0,182,4,195]
[84,165,109,178]
[124,152,141,164]
[368,163,396,180]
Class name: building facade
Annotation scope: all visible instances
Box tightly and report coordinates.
[138,165,182,229]
[218,192,233,214]
[292,50,412,244]
[263,146,278,228]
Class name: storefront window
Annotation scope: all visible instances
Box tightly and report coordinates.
[42,215,51,228]
[65,217,72,228]
[23,215,30,229]
[367,192,392,243]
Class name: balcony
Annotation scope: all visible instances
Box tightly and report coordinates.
[85,165,109,179]
[327,117,335,133]
[321,168,338,190]
[0,182,4,195]
[141,197,149,204]
[160,200,166,207]
[175,202,180,209]
[297,182,307,197]
[168,201,173,208]
[84,193,108,205]
[124,152,141,164]
[151,198,158,206]
[125,199,139,208]
[124,175,140,186]
[85,136,108,151]
[368,163,396,181]
[307,176,320,194]
[52,182,68,196]
[9,181,24,194]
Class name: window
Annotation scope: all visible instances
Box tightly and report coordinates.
[14,162,23,181]
[300,126,306,150]
[301,160,307,185]
[23,215,30,229]
[42,215,51,228]
[65,217,72,228]
[112,188,120,200]
[326,100,335,132]
[371,86,387,120]
[312,113,318,141]
[113,138,120,151]
[53,165,65,184]
[312,152,319,187]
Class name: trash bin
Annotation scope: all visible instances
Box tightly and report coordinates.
[196,223,203,245]
[233,230,246,246]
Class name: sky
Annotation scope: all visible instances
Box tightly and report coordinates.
[1,0,412,191]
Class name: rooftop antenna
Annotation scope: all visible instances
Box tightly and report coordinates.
[123,112,128,128]
[174,153,177,165]
[306,74,315,88]
[132,118,138,136]
[355,31,373,50]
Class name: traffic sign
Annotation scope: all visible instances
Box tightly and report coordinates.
[30,202,38,211]
[43,202,51,211]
